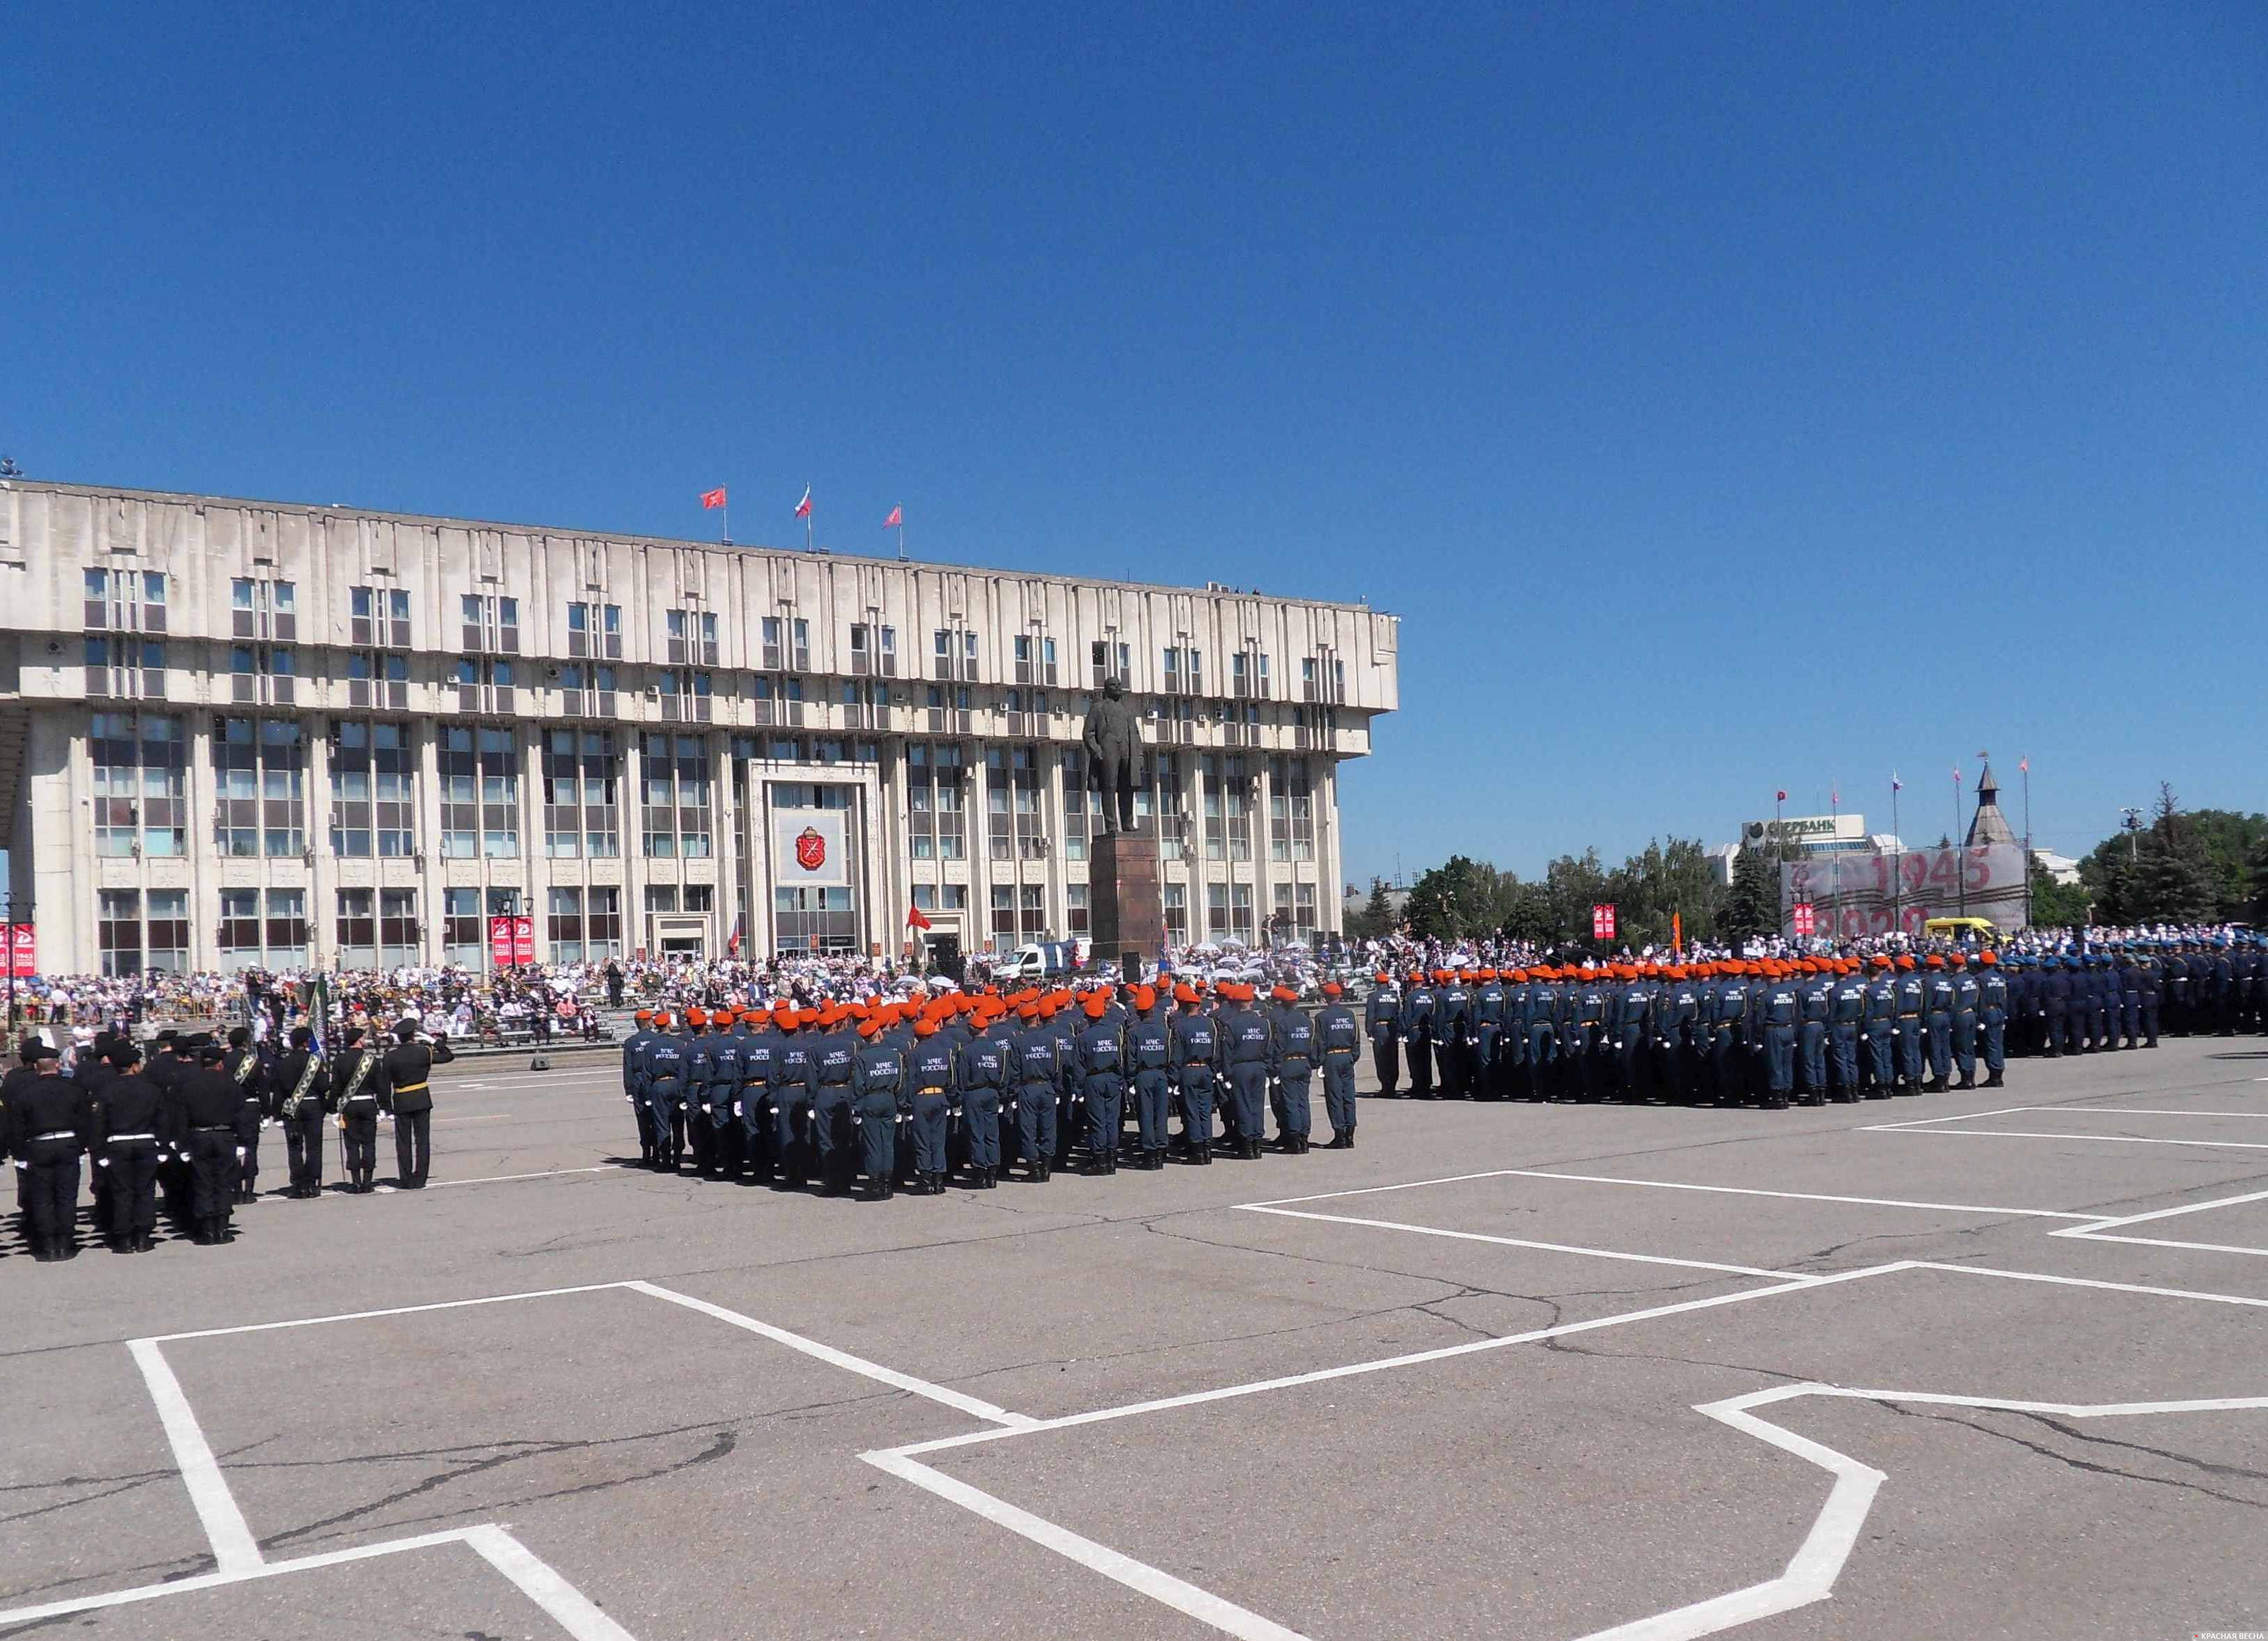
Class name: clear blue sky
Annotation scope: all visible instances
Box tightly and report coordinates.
[8,2,2263,889]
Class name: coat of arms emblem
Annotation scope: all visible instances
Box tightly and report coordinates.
[794,825,827,871]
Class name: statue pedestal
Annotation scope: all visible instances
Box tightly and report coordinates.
[1087,831,1165,974]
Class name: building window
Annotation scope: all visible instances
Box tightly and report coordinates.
[336,888,376,970]
[1061,750,1087,860]
[230,642,296,706]
[91,712,186,858]
[1273,881,1294,942]
[657,667,714,723]
[560,662,618,718]
[989,883,1014,937]
[99,890,142,976]
[566,601,622,660]
[220,888,307,970]
[1206,883,1228,936]
[329,721,415,858]
[548,885,585,963]
[644,884,680,915]
[443,886,483,969]
[1020,883,1046,936]
[85,630,167,699]
[641,733,713,858]
[379,888,419,966]
[460,593,520,653]
[350,585,411,648]
[1297,881,1318,944]
[347,649,409,710]
[1164,881,1189,944]
[214,717,306,858]
[85,568,168,637]
[911,883,967,913]
[543,729,619,858]
[1201,754,1225,862]
[145,889,188,972]
[1066,883,1090,935]
[1232,881,1255,940]
[1226,756,1252,863]
[588,885,623,958]
[666,608,720,667]
[230,577,297,642]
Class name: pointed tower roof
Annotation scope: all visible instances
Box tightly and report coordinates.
[1966,761,2017,848]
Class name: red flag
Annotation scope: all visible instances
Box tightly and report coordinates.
[2019,756,2029,774]
[700,487,727,509]
[907,904,933,931]
[884,505,902,528]
[794,486,812,519]
[1775,789,1787,803]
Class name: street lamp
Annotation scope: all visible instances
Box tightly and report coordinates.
[2119,808,2144,863]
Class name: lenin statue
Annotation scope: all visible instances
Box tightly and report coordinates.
[1081,678,1142,834]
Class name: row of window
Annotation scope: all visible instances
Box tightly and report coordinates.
[89,575,1345,699]
[92,715,1317,869]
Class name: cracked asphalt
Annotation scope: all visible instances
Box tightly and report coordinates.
[3,1036,2266,1638]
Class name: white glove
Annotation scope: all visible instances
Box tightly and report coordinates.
[732,1102,743,1117]
[97,1157,111,1168]
[235,1147,247,1159]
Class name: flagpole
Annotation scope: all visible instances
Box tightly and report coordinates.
[2021,756,2033,930]
[1953,767,1966,918]
[1891,776,1902,936]
[805,485,814,553]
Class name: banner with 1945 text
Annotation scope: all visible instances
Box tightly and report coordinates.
[1780,844,2028,938]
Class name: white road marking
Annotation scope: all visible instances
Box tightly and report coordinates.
[1879,1126,2268,1151]
[1243,1167,2096,1221]
[154,1280,637,1342]
[1575,1385,1885,1641]
[462,1524,639,1640]
[887,1266,1904,1463]
[1909,1260,2268,1307]
[125,1339,263,1575]
[0,1526,476,1627]
[428,1166,618,1188]
[1238,1204,1820,1281]
[624,1280,1037,1429]
[866,1449,1313,1641]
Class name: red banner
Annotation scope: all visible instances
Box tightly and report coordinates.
[489,915,515,967]
[513,915,535,965]
[7,924,35,978]
[1591,903,1616,940]
[1791,901,1816,938]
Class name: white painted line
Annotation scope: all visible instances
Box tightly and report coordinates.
[887,1265,1911,1462]
[624,1280,1037,1429]
[1876,1126,2268,1152]
[154,1280,635,1342]
[1910,1261,2268,1308]
[866,1450,1311,1641]
[1576,1385,1885,1641]
[125,1339,263,1576]
[2055,1107,2268,1118]
[1859,1104,2037,1132]
[463,1524,639,1640]
[1238,1205,1816,1282]
[1491,1168,2091,1221]
[0,1527,477,1627]
[429,1166,617,1188]
[2060,1185,2268,1234]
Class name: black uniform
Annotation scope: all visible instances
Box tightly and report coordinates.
[91,1063,169,1250]
[270,1042,332,1197]
[329,1038,388,1192]
[8,1065,90,1259]
[221,1038,267,1203]
[379,1032,454,1187]
[178,1056,247,1242]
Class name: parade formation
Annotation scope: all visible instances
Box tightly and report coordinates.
[4,933,2261,1246]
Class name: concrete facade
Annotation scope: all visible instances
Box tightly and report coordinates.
[0,482,1397,973]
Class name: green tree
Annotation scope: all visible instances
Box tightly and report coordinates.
[1725,846,1778,942]
[2027,854,2093,929]
[2126,784,2219,924]
[1344,877,1397,940]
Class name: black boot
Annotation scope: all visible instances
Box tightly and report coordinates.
[1985,1070,2005,1088]
[1030,1160,1050,1184]
[1956,1074,1976,1090]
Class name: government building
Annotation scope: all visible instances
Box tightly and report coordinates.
[0,482,1398,974]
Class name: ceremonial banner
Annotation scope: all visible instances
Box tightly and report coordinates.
[489,915,514,966]
[1781,844,2028,938]
[513,915,536,965]
[771,809,848,888]
[7,924,35,977]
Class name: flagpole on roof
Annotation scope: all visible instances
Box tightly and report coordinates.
[2021,755,2033,930]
